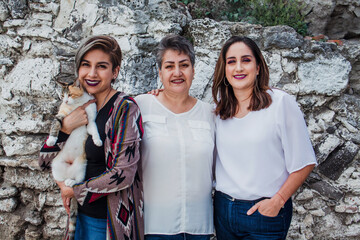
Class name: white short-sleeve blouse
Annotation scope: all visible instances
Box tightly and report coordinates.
[215,89,317,200]
[135,94,215,235]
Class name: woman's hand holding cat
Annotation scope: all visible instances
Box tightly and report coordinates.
[61,99,96,134]
[57,181,74,214]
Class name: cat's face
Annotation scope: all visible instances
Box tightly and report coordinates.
[63,84,84,105]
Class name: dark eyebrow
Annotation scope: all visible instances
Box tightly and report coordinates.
[81,59,110,65]
[226,55,253,60]
[97,62,110,65]
[179,59,190,63]
[164,58,190,64]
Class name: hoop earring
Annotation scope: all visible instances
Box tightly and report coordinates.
[223,77,229,87]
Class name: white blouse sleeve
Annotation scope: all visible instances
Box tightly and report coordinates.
[277,93,317,173]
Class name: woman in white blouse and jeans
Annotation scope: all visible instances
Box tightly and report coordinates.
[212,36,317,239]
[135,35,215,240]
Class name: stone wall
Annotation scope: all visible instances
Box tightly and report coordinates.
[302,0,360,39]
[0,0,359,239]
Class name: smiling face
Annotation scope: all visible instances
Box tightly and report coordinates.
[78,49,119,99]
[159,49,194,95]
[225,41,259,95]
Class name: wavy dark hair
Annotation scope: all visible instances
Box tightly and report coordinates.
[212,36,272,120]
[75,35,122,82]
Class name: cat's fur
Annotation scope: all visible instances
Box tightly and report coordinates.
[46,80,102,239]
[47,80,102,187]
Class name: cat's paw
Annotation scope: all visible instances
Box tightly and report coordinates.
[93,138,103,147]
[68,220,76,233]
[46,136,57,146]
[64,179,76,187]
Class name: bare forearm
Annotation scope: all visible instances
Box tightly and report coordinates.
[276,164,315,203]
[247,164,315,216]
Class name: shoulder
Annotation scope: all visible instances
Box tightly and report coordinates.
[193,99,215,119]
[196,99,214,112]
[134,94,151,102]
[113,92,140,113]
[194,99,216,126]
[269,88,296,106]
[268,89,303,119]
[134,94,152,108]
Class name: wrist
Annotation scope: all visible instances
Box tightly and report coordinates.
[273,192,286,207]
[56,181,65,189]
[60,126,71,135]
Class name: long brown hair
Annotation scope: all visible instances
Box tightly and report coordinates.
[212,36,272,120]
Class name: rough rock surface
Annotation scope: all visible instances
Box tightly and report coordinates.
[0,0,359,239]
[302,0,360,39]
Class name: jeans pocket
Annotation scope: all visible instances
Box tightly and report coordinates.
[257,207,284,218]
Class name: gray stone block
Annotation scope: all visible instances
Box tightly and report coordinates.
[318,141,359,180]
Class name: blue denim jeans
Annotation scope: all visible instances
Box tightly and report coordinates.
[74,212,107,240]
[214,191,292,240]
[145,233,212,240]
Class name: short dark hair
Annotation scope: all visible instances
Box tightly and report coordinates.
[212,36,272,120]
[156,35,195,69]
[75,35,122,79]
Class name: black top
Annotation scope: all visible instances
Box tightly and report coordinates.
[78,92,120,219]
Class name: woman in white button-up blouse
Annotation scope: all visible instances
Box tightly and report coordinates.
[135,35,215,240]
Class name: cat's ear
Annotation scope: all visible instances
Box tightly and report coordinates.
[73,79,86,92]
[55,88,63,99]
[56,79,73,88]
[55,79,72,99]
[73,79,81,87]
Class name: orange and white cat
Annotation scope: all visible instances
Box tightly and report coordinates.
[46,80,102,187]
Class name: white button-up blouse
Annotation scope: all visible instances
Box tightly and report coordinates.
[135,94,215,235]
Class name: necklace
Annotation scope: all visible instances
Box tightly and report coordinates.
[98,89,112,112]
